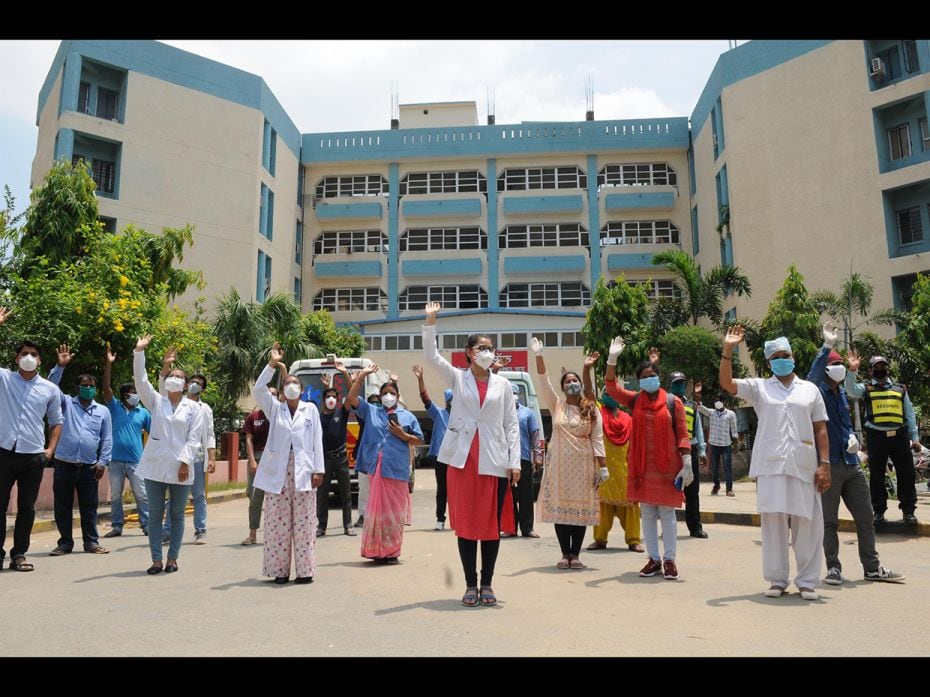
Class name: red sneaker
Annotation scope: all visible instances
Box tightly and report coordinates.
[639,558,663,577]
[663,559,679,580]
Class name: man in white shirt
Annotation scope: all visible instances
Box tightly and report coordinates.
[694,383,739,496]
[720,327,831,601]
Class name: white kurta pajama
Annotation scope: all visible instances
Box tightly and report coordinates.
[736,376,828,590]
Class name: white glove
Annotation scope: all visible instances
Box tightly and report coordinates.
[822,323,838,348]
[530,337,544,356]
[596,467,609,486]
[847,434,860,454]
[678,453,694,487]
[606,336,625,366]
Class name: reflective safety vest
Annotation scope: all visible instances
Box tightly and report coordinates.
[684,404,696,438]
[864,383,905,427]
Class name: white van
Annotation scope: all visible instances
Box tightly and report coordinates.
[498,369,543,436]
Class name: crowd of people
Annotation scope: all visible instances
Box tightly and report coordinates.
[0,303,917,603]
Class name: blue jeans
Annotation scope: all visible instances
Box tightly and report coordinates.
[162,461,205,536]
[145,479,190,561]
[710,445,733,491]
[53,461,100,551]
[109,460,149,531]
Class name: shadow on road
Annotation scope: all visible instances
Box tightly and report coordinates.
[707,592,827,607]
[584,572,671,587]
[375,598,504,615]
[210,577,283,590]
[73,569,155,582]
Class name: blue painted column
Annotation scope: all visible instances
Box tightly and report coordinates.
[55,128,74,162]
[387,163,400,319]
[60,52,82,116]
[486,158,499,309]
[923,89,930,146]
[917,42,930,76]
[586,154,601,288]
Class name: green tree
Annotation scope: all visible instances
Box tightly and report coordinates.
[893,273,930,415]
[650,249,752,326]
[656,325,723,393]
[749,264,821,375]
[303,310,365,358]
[812,270,902,350]
[582,275,651,382]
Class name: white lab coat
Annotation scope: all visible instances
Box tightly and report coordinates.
[251,364,325,495]
[133,350,204,485]
[421,324,520,477]
[159,377,216,471]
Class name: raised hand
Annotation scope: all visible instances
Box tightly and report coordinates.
[723,325,745,348]
[607,336,625,366]
[268,342,284,366]
[530,337,544,356]
[584,351,600,369]
[0,307,12,325]
[648,346,661,364]
[333,359,348,374]
[135,334,153,352]
[822,322,839,348]
[106,345,117,364]
[693,381,702,396]
[320,372,332,389]
[411,364,423,379]
[424,301,441,325]
[163,346,177,368]
[57,343,75,367]
[365,363,380,375]
[846,349,861,372]
[389,371,399,383]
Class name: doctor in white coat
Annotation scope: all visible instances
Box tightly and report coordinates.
[133,335,204,575]
[421,301,520,607]
[252,344,325,585]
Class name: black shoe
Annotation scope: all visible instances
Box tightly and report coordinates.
[274,576,289,584]
[711,485,720,496]
[294,576,314,584]
[874,513,887,525]
[147,564,163,575]
[316,529,326,538]
[690,530,709,539]
[354,516,365,528]
[164,562,179,574]
[903,513,918,525]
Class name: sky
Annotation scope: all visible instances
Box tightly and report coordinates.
[0,39,736,218]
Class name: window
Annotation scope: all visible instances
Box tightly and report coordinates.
[313,230,386,255]
[398,285,488,311]
[497,166,587,191]
[896,207,923,245]
[399,227,487,252]
[398,170,488,195]
[314,175,389,199]
[98,216,117,234]
[919,117,929,152]
[597,163,678,188]
[294,277,302,304]
[599,221,680,246]
[256,251,272,302]
[889,123,912,161]
[96,87,119,120]
[442,333,470,350]
[628,279,682,301]
[499,224,588,249]
[499,282,591,308]
[364,334,425,352]
[560,331,584,348]
[903,40,920,74]
[500,332,528,349]
[262,120,277,176]
[78,82,91,114]
[364,336,383,351]
[295,221,303,265]
[312,287,387,312]
[91,159,115,194]
[260,185,274,240]
[876,46,902,81]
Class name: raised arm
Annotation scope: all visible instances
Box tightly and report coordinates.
[252,344,284,417]
[582,351,599,402]
[719,325,743,396]
[132,335,159,411]
[347,363,378,409]
[421,301,457,387]
[102,346,116,403]
[603,336,638,408]
[530,337,560,410]
[411,364,431,407]
[844,350,866,400]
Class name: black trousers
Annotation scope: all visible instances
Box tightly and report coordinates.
[457,476,508,587]
[53,460,101,551]
[684,444,703,533]
[866,427,916,515]
[554,524,586,556]
[424,456,448,522]
[317,451,352,530]
[0,449,46,560]
[512,458,535,535]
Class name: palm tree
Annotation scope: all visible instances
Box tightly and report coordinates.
[254,292,322,373]
[212,289,266,420]
[650,249,751,326]
[812,270,904,350]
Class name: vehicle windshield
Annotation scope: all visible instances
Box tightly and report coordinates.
[294,370,354,406]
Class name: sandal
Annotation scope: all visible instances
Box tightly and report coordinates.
[478,586,497,606]
[240,537,257,546]
[557,555,570,570]
[461,587,479,607]
[10,556,34,572]
[569,555,586,570]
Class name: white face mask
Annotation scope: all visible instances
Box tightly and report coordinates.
[324,396,337,410]
[714,401,724,411]
[380,393,398,409]
[126,394,141,407]
[473,350,495,369]
[18,355,38,372]
[187,382,202,396]
[165,376,186,393]
[825,364,847,383]
[283,383,302,400]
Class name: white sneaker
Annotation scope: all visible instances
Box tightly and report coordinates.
[194,531,206,545]
[435,520,445,531]
[798,587,819,601]
[824,567,844,585]
[763,585,786,598]
[864,566,906,583]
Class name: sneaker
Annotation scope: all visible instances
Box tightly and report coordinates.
[903,512,918,525]
[103,529,122,538]
[344,527,356,537]
[726,490,735,497]
[764,585,786,598]
[194,531,206,545]
[354,516,365,528]
[663,559,679,580]
[824,567,844,585]
[639,558,663,577]
[864,566,906,583]
[799,587,819,601]
[711,485,720,496]
[434,520,445,531]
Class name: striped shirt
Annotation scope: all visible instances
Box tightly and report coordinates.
[696,403,738,447]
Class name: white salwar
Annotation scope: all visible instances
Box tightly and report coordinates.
[736,376,828,592]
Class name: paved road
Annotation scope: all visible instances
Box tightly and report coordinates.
[3,470,926,656]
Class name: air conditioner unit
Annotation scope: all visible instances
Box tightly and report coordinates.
[870,57,885,80]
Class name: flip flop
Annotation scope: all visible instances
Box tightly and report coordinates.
[461,587,479,607]
[478,586,497,606]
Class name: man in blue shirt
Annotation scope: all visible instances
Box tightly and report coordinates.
[101,346,151,537]
[808,324,903,583]
[0,309,65,571]
[412,364,451,531]
[47,344,112,556]
[509,384,542,538]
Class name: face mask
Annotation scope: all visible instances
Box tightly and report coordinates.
[670,382,686,397]
[79,385,97,401]
[125,394,140,407]
[825,365,847,383]
[283,383,302,400]
[380,393,398,409]
[872,368,888,381]
[640,376,661,394]
[165,376,186,393]
[473,350,494,369]
[769,358,795,377]
[564,382,583,396]
[187,382,202,396]
[714,401,724,411]
[324,396,337,410]
[18,355,38,372]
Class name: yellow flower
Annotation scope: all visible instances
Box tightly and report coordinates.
[97,317,105,324]
[75,307,82,314]
[119,275,129,287]
[113,320,124,333]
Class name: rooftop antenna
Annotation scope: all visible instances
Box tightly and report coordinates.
[585,74,594,121]
[390,80,399,130]
[728,40,740,50]
[487,87,496,125]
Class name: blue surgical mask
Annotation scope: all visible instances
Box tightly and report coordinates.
[639,376,661,394]
[770,358,795,377]
[670,382,686,397]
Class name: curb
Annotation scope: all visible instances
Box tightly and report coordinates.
[675,509,930,537]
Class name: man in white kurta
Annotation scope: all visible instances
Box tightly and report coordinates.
[722,331,831,600]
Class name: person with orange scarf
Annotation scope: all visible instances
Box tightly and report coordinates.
[604,337,691,580]
[581,352,644,553]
